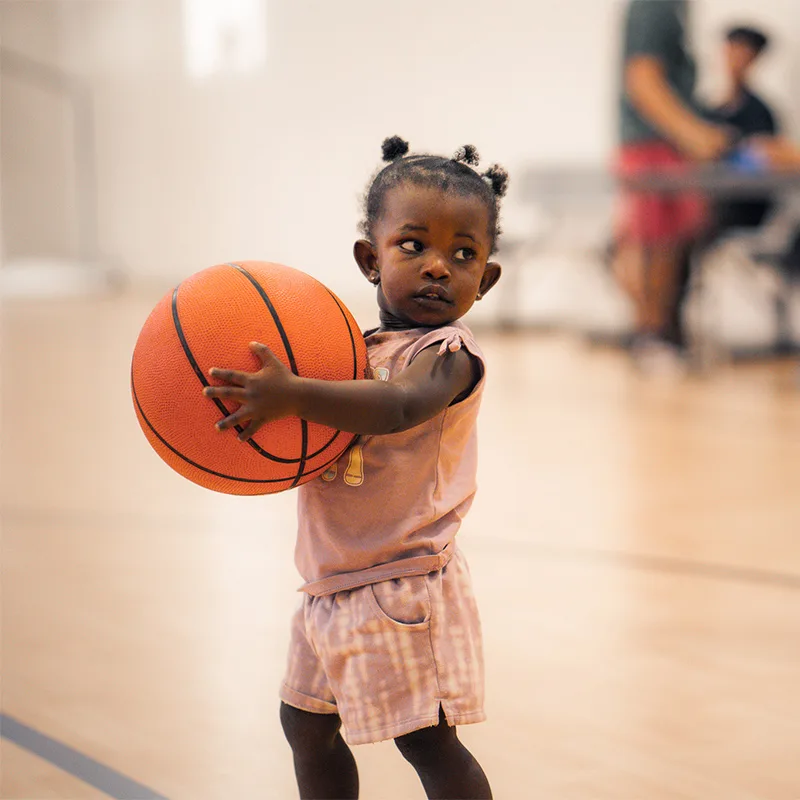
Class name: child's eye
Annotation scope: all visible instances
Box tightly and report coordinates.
[399,240,424,254]
[454,248,476,262]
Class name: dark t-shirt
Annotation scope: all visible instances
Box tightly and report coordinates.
[620,0,698,144]
[709,88,777,138]
[709,89,779,229]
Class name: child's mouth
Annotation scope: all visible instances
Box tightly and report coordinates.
[415,289,452,306]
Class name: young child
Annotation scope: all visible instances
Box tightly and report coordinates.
[204,136,507,799]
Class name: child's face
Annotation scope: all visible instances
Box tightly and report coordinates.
[355,183,501,329]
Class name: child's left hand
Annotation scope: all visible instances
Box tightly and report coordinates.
[205,342,297,440]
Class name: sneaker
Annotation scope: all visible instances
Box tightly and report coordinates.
[631,335,688,378]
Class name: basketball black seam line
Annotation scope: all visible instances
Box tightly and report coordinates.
[136,266,357,482]
[226,263,309,487]
[322,289,364,464]
[131,370,347,484]
[324,288,359,381]
[172,277,340,465]
[169,285,299,464]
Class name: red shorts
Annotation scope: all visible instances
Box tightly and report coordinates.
[615,141,709,245]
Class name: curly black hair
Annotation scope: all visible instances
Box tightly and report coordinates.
[361,136,509,254]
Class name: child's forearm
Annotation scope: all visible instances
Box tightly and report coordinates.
[291,377,412,435]
[207,341,474,439]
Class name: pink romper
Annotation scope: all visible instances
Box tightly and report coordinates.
[280,321,487,745]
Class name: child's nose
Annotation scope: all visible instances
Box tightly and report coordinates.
[422,255,450,280]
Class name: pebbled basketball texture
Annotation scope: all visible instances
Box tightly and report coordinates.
[131,261,368,495]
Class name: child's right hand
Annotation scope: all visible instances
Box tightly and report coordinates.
[205,342,299,441]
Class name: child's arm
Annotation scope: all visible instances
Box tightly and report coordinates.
[204,341,480,440]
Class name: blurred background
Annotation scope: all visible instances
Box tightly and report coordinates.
[2,1,800,798]
[3,0,799,329]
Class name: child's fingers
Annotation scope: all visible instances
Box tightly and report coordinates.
[208,367,248,385]
[250,342,291,372]
[249,342,272,359]
[237,419,263,442]
[215,407,251,431]
[203,385,246,401]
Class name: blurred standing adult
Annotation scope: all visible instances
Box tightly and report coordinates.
[614,0,730,370]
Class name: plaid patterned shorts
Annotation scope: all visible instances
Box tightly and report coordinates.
[280,547,486,745]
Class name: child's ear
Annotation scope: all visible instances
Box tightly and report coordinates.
[476,262,501,300]
[354,239,380,285]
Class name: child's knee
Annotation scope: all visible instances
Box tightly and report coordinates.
[280,702,342,753]
[394,713,458,766]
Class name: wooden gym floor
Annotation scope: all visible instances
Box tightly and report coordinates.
[2,290,800,799]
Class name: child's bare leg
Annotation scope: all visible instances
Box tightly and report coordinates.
[280,703,359,800]
[394,708,492,799]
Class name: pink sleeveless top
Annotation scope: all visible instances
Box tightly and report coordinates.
[294,321,485,595]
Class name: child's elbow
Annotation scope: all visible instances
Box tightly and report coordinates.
[384,392,438,434]
[378,390,419,435]
[362,383,436,435]
[382,404,414,435]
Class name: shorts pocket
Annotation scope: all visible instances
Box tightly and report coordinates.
[367,575,432,628]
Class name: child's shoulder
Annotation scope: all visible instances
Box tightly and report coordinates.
[364,322,484,374]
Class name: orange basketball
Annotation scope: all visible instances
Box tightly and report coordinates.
[131,261,368,495]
